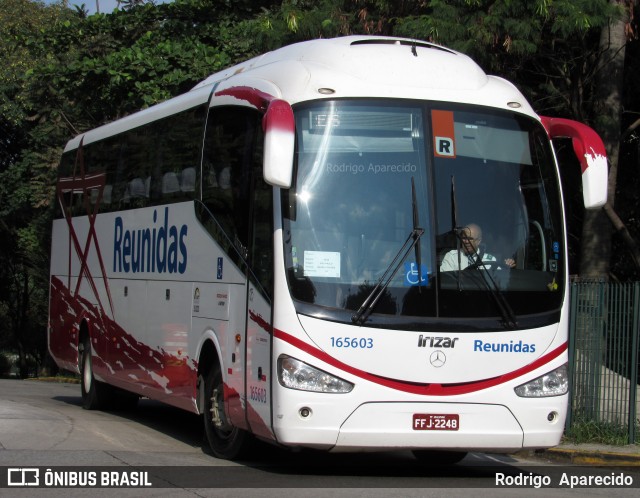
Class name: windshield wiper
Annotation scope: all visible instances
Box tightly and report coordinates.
[412,177,423,295]
[450,176,463,287]
[447,175,516,328]
[352,177,424,325]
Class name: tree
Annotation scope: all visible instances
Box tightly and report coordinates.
[0,0,276,373]
[364,0,637,280]
[580,0,639,279]
[0,0,76,376]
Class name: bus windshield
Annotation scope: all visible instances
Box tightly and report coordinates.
[282,100,565,330]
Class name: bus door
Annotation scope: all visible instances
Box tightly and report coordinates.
[202,104,274,439]
[244,167,274,440]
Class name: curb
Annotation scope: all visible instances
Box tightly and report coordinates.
[27,377,81,384]
[538,447,640,467]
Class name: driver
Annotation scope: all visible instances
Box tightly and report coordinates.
[439,223,515,272]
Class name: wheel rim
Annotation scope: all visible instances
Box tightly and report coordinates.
[210,388,224,427]
[209,387,233,437]
[83,345,92,393]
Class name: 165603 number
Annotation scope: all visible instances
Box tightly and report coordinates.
[249,386,267,403]
[330,337,374,349]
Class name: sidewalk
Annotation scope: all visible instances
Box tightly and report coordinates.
[531,442,640,466]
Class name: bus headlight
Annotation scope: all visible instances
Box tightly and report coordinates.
[514,363,569,397]
[278,355,354,393]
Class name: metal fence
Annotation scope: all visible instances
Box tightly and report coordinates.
[567,280,640,443]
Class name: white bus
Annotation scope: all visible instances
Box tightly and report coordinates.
[49,36,608,462]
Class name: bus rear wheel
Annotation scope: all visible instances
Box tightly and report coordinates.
[80,336,111,410]
[412,450,467,465]
[203,364,247,459]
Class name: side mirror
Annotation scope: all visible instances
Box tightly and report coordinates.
[263,99,295,188]
[541,116,608,209]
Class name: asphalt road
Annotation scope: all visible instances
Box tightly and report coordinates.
[0,379,638,497]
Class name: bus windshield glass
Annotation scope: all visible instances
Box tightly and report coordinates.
[282,100,565,329]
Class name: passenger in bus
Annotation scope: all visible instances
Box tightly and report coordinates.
[439,223,516,272]
[218,166,231,190]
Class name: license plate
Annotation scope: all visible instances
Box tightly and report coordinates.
[412,413,459,431]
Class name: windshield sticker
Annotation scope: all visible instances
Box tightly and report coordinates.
[404,261,429,286]
[432,110,456,158]
[304,251,341,278]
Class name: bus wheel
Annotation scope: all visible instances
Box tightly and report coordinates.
[80,336,110,410]
[203,364,246,459]
[412,450,467,465]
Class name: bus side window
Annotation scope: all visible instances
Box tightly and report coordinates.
[248,119,271,298]
[162,171,181,195]
[112,149,129,209]
[202,106,260,255]
[202,105,271,296]
[96,137,123,213]
[54,152,75,219]
[157,105,205,204]
[181,167,196,192]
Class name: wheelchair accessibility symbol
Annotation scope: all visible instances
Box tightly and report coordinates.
[404,262,428,286]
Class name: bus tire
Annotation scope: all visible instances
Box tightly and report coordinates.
[80,336,111,410]
[203,364,247,459]
[412,450,467,465]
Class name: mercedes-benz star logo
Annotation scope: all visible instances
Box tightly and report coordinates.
[430,350,446,368]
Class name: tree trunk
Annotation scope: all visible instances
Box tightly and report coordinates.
[17,269,30,378]
[604,203,640,269]
[579,0,628,278]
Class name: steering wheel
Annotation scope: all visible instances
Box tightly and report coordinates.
[464,259,495,271]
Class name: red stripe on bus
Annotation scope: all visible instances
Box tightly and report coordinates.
[273,328,567,395]
[215,86,274,112]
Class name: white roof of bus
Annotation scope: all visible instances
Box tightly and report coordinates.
[65,36,536,151]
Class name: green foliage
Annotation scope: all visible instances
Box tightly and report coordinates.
[23,1,266,130]
[0,0,74,375]
[0,0,275,372]
[390,0,620,119]
[0,0,74,123]
[565,418,636,446]
[248,0,622,120]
